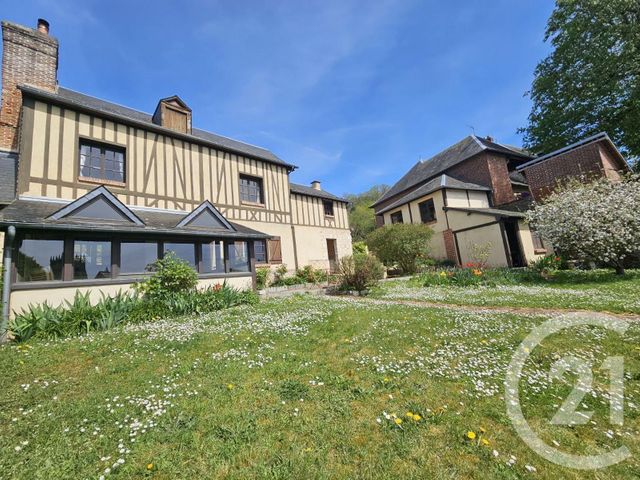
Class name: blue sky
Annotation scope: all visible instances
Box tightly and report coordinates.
[4,0,555,196]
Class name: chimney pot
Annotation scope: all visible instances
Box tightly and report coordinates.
[37,18,50,34]
[311,180,321,191]
[485,135,494,143]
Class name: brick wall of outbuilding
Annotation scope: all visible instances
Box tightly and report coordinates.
[522,141,616,201]
[445,152,515,206]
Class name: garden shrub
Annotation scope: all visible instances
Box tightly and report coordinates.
[269,264,328,287]
[296,265,328,284]
[352,241,368,255]
[133,252,198,299]
[527,174,640,275]
[273,264,288,284]
[256,267,270,289]
[338,254,385,293]
[365,224,433,274]
[529,254,564,278]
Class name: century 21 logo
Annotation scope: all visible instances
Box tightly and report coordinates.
[505,314,631,470]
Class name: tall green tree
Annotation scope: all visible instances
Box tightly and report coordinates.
[520,0,640,163]
[344,185,389,242]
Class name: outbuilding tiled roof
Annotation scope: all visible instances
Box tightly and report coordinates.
[373,135,532,208]
[377,174,490,214]
[515,132,629,172]
[19,85,296,171]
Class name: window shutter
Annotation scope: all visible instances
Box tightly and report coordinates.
[268,237,282,263]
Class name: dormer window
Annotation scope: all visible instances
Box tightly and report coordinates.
[152,95,192,134]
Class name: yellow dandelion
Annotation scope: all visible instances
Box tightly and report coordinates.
[227,383,234,390]
[481,438,490,446]
[146,463,154,470]
[405,411,414,418]
[412,414,422,421]
[383,377,390,383]
[394,418,403,425]
[467,431,476,440]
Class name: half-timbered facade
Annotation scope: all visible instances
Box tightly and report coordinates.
[0,19,351,317]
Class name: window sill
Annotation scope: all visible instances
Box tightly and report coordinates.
[79,176,126,189]
[422,219,437,225]
[324,215,335,219]
[241,201,266,208]
[534,249,547,254]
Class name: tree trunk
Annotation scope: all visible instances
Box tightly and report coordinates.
[615,264,625,275]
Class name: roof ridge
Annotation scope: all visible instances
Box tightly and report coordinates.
[190,127,273,154]
[57,86,152,118]
[470,134,487,149]
[56,87,276,155]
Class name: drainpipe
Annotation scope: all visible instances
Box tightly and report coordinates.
[1,226,16,343]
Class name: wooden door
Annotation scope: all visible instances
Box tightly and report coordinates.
[326,239,338,273]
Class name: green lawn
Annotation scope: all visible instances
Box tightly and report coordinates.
[371,269,640,314]
[1,295,639,479]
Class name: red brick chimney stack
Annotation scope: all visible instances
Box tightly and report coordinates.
[0,18,59,151]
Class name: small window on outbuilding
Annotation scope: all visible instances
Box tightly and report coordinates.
[390,211,403,224]
[418,198,436,223]
[531,231,546,253]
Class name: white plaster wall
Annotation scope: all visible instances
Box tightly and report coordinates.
[468,191,490,208]
[445,190,469,208]
[292,225,352,269]
[456,223,509,267]
[383,203,412,225]
[9,275,253,319]
[232,219,352,272]
[517,221,547,265]
[231,220,297,267]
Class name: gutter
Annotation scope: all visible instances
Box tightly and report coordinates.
[516,132,627,171]
[0,221,270,239]
[1,225,15,343]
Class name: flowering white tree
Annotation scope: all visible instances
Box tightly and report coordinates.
[526,175,640,275]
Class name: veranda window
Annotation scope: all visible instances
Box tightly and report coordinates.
[15,236,64,282]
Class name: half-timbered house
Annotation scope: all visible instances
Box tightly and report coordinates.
[0,19,352,317]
